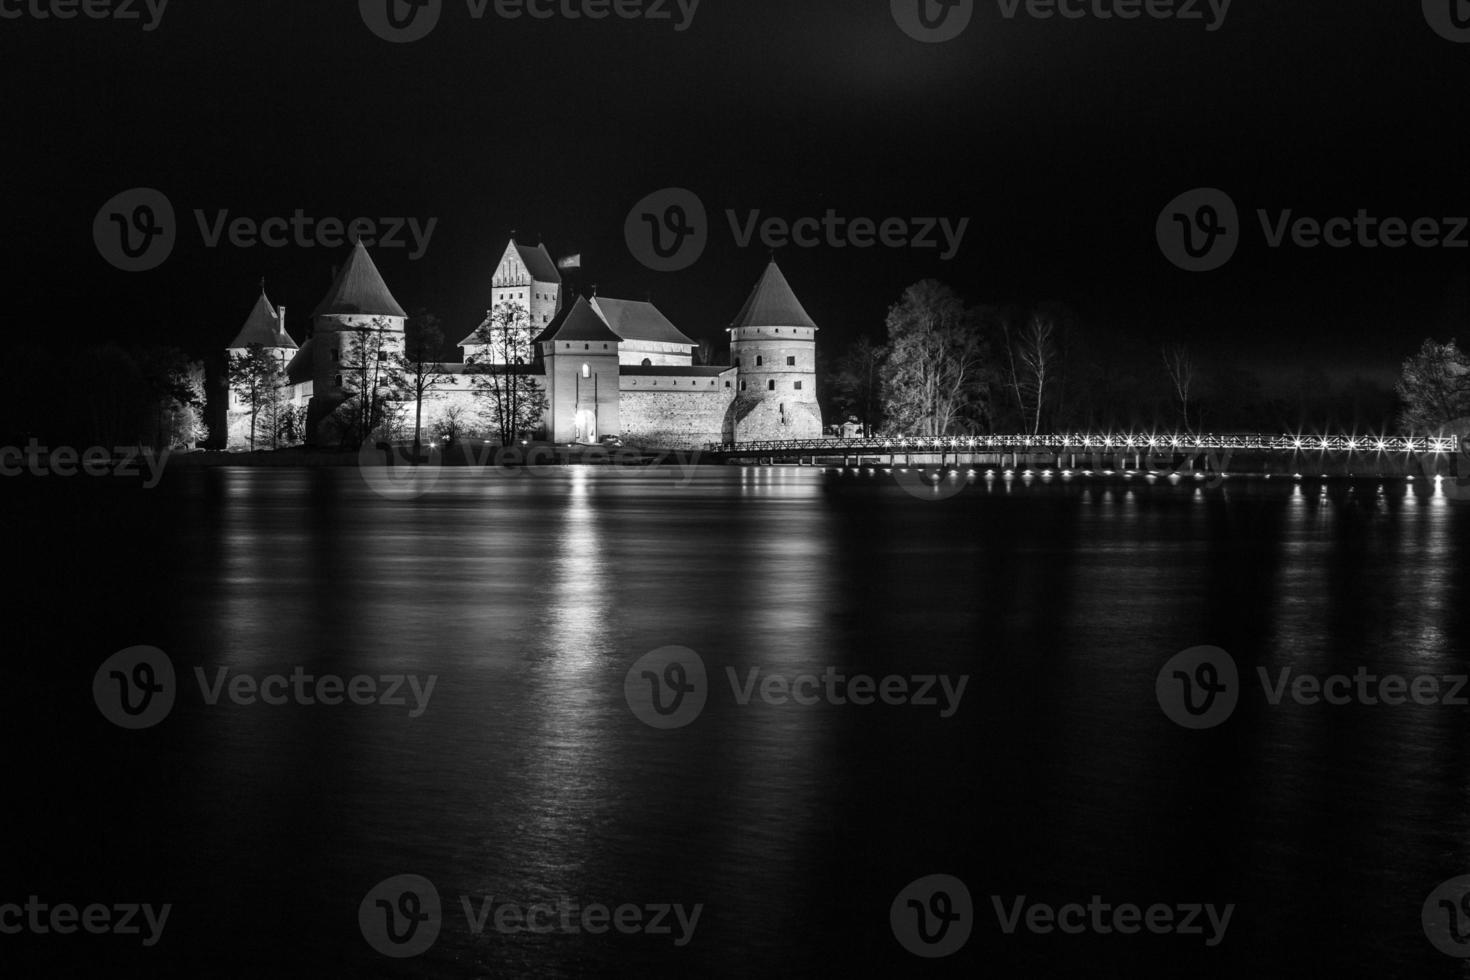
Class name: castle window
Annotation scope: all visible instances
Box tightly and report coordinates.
[585,344,590,350]
[582,363,590,378]
[725,381,731,388]
[768,380,776,391]
[642,358,652,367]
[795,381,803,391]
[787,356,796,366]
[756,356,763,366]
[740,381,746,391]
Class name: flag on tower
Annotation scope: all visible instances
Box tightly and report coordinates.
[557,254,581,270]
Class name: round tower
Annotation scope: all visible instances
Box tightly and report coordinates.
[726,258,823,442]
[224,286,298,451]
[306,240,409,444]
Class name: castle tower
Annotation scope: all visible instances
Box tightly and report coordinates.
[538,295,621,443]
[225,286,298,450]
[459,238,564,364]
[305,240,409,444]
[726,259,823,441]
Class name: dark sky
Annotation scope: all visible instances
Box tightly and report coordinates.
[4,0,1467,387]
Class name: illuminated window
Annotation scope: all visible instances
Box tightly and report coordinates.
[582,363,590,378]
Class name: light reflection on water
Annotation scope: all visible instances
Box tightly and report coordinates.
[12,465,1470,976]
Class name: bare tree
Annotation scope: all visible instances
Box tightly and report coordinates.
[466,301,549,446]
[1005,313,1059,435]
[1162,343,1196,432]
[395,311,449,460]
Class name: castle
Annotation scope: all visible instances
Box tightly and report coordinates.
[225,239,824,450]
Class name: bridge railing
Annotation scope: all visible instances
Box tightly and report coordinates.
[704,434,1461,455]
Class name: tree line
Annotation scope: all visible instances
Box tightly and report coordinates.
[818,279,1436,439]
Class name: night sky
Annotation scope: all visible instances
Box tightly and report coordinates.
[4,0,1467,386]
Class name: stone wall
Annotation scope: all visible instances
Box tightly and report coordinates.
[619,388,735,449]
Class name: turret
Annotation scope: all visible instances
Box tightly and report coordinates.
[726,259,823,441]
[305,241,408,444]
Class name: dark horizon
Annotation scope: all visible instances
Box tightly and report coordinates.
[4,1,1467,389]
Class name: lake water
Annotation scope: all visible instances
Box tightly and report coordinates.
[7,465,1470,978]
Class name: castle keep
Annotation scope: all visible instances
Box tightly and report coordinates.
[225,239,823,450]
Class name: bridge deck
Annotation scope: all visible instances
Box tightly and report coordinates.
[705,434,1460,458]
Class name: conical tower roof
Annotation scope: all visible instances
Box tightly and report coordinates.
[730,259,817,330]
[312,240,408,318]
[228,290,295,349]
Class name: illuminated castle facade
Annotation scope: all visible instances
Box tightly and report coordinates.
[224,239,823,449]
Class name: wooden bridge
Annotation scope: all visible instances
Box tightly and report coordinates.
[703,433,1462,470]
